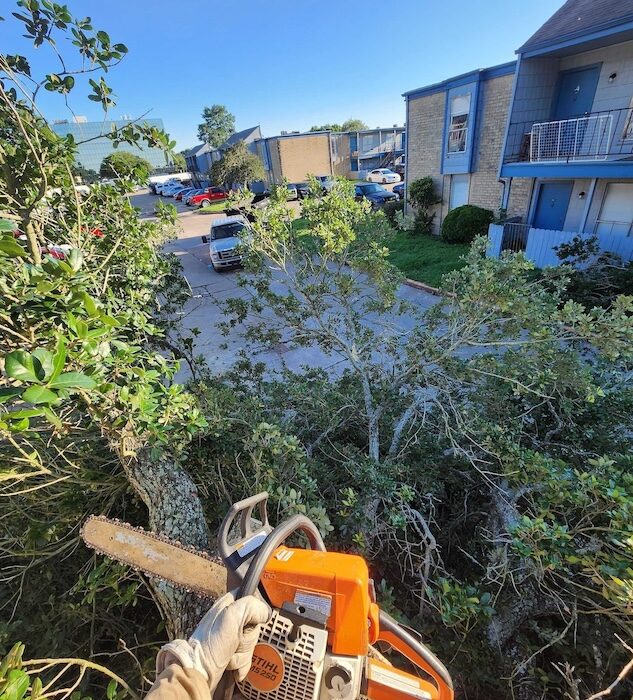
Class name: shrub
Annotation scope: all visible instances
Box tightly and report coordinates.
[408,177,441,235]
[441,204,493,244]
[382,199,404,225]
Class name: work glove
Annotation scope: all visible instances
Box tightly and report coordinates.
[156,591,271,691]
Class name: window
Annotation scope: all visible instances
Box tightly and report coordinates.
[595,183,633,236]
[447,94,470,153]
[449,174,469,210]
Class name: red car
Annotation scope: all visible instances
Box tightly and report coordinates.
[188,187,227,209]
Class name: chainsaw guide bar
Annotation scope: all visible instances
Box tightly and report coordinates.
[81,515,228,599]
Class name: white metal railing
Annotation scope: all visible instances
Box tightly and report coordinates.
[530,114,612,162]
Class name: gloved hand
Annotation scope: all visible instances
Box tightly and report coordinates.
[156,591,271,692]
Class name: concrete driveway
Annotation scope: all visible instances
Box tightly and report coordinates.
[131,190,436,379]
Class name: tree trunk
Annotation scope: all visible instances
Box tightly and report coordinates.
[122,448,212,638]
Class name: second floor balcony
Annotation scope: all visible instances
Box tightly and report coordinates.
[504,107,633,166]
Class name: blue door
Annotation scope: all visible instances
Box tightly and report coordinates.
[532,182,573,230]
[553,66,600,120]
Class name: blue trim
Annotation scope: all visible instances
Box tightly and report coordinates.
[468,75,482,173]
[441,80,479,175]
[519,20,633,58]
[440,90,450,173]
[403,61,516,99]
[498,53,522,178]
[501,162,633,179]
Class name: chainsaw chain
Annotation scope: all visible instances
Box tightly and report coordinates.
[81,515,224,599]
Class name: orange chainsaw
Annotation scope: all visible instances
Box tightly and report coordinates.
[81,492,454,700]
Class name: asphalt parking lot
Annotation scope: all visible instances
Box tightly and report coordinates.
[131,184,430,380]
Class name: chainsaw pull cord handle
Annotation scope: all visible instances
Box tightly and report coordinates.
[377,610,454,700]
[237,514,326,599]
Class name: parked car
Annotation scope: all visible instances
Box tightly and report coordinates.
[162,183,185,197]
[293,182,311,199]
[315,175,335,192]
[366,168,401,184]
[174,187,196,201]
[188,187,227,208]
[286,184,298,200]
[354,182,398,208]
[201,215,249,271]
[184,189,204,204]
[393,182,405,199]
[156,181,177,195]
[394,163,405,179]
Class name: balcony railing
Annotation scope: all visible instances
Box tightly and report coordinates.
[504,107,633,164]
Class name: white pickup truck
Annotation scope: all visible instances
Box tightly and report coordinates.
[202,215,249,271]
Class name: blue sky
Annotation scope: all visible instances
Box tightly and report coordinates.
[1,0,562,150]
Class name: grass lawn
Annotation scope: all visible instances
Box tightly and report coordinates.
[194,201,229,214]
[388,231,468,288]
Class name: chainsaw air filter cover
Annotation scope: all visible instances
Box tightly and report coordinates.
[238,609,364,700]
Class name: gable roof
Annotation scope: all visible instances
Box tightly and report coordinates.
[519,0,633,52]
[184,126,263,160]
[220,125,261,150]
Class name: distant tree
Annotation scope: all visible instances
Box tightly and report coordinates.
[209,141,264,190]
[341,118,368,131]
[172,152,186,171]
[100,151,151,180]
[309,122,342,132]
[309,119,368,132]
[197,104,235,146]
[72,162,99,184]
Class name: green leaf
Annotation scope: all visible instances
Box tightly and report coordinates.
[50,337,66,382]
[23,385,58,405]
[0,387,22,403]
[106,679,117,700]
[0,219,16,232]
[5,351,42,383]
[49,372,96,390]
[42,406,62,429]
[6,408,43,419]
[2,669,30,700]
[32,348,54,379]
[81,292,98,317]
[0,237,28,258]
[68,248,83,272]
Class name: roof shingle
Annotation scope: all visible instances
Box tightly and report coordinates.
[519,0,633,52]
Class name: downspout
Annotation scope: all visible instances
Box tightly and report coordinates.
[328,132,334,176]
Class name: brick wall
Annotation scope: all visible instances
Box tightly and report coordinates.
[507,178,533,220]
[276,134,332,182]
[470,74,513,215]
[407,73,531,232]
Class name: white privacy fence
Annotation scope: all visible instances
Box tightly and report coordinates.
[488,224,633,267]
[530,114,612,162]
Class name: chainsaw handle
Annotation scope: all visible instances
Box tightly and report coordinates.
[237,514,326,599]
[218,492,272,563]
[377,611,454,700]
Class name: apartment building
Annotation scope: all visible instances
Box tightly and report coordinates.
[403,62,530,233]
[255,127,405,184]
[491,0,633,265]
